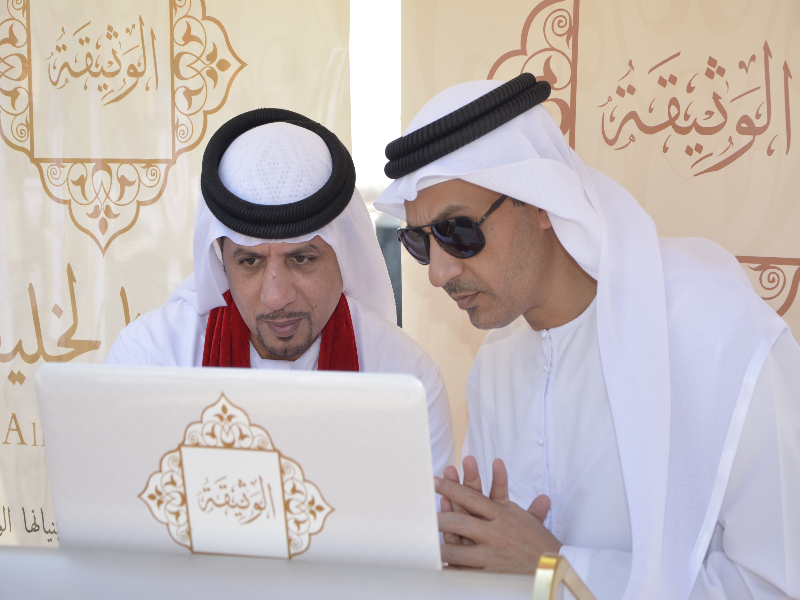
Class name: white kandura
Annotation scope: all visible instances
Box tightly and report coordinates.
[466,298,800,600]
[376,80,798,600]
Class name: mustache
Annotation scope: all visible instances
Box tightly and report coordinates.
[256,310,311,322]
[443,279,487,297]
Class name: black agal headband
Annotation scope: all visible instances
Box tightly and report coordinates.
[384,73,551,180]
[201,108,356,239]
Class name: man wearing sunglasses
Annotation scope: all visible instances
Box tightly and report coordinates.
[375,74,800,600]
[106,109,456,484]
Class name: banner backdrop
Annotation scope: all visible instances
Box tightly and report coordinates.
[0,0,350,547]
[401,0,800,462]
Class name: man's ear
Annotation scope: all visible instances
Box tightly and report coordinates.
[524,204,553,230]
[537,208,553,230]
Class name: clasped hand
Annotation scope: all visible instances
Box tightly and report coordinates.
[435,456,562,574]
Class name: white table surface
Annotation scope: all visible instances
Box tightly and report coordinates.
[0,547,535,600]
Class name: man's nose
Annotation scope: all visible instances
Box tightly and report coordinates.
[428,239,464,288]
[260,264,297,311]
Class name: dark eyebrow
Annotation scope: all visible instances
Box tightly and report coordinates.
[283,243,321,257]
[230,243,322,260]
[409,204,472,227]
[231,247,265,259]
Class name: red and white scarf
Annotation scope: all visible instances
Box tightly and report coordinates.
[202,290,359,371]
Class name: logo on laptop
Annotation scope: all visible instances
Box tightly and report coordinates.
[139,393,332,558]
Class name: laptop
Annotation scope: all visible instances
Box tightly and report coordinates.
[35,364,441,570]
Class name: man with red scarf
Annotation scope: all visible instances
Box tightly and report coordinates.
[106,109,456,479]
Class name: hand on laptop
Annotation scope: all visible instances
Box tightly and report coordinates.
[435,457,561,574]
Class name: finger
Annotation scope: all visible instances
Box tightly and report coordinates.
[443,465,460,483]
[440,473,489,546]
[462,455,482,493]
[460,456,485,521]
[440,496,453,512]
[459,537,477,546]
[434,477,504,521]
[527,494,551,522]
[440,542,488,569]
[442,526,462,546]
[440,466,459,513]
[489,458,510,507]
[442,466,469,515]
[439,491,463,545]
[438,510,491,544]
[438,473,462,544]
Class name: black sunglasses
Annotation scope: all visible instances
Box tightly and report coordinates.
[397,194,508,265]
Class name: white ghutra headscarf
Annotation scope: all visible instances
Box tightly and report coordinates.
[169,122,396,325]
[375,80,787,600]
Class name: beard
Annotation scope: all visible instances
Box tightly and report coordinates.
[254,310,315,359]
[444,278,518,330]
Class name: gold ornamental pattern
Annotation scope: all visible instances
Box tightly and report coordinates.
[737,256,800,317]
[488,0,579,148]
[0,0,245,254]
[139,394,333,557]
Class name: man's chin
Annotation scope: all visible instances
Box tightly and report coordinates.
[266,347,307,359]
[465,306,518,331]
[256,329,314,360]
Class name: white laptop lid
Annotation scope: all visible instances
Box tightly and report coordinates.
[35,364,441,570]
